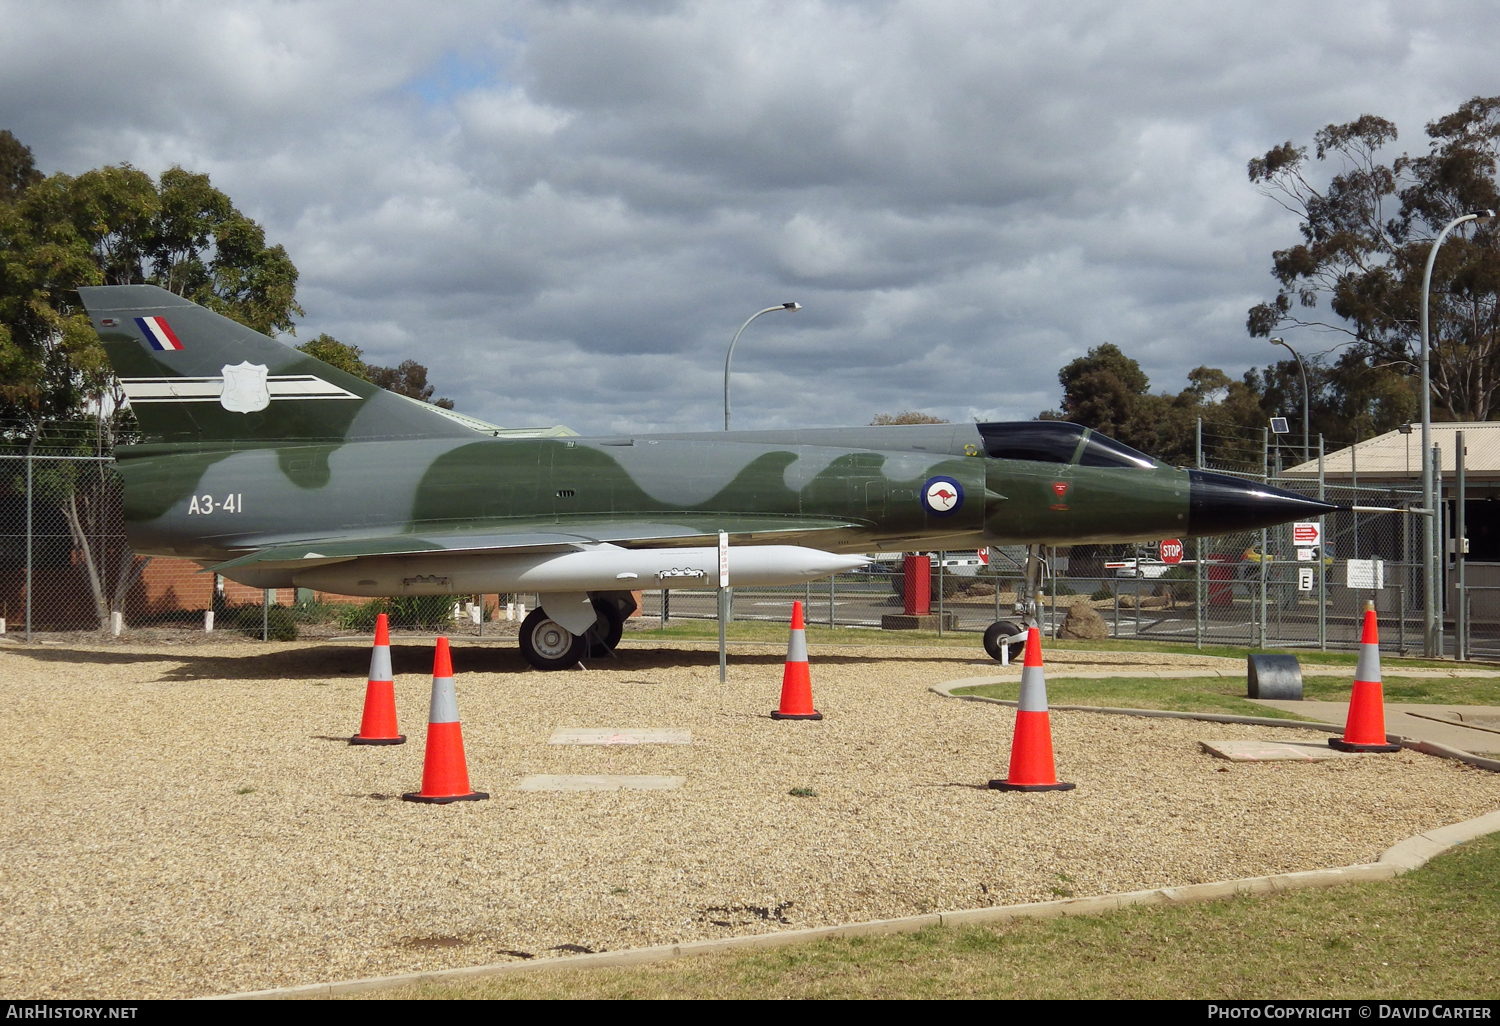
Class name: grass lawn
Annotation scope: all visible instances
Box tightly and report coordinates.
[953,676,1318,719]
[953,674,1500,714]
[620,619,1476,670]
[368,832,1500,1000]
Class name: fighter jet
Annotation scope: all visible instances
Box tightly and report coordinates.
[77,285,1335,669]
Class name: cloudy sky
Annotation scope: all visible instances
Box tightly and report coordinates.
[3,0,1497,434]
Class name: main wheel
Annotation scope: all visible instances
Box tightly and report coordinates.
[983,620,1026,662]
[519,608,587,671]
[587,597,625,658]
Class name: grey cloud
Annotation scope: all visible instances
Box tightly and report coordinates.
[7,0,1500,436]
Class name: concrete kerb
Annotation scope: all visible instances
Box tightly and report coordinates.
[930,678,1500,773]
[206,691,1500,1001]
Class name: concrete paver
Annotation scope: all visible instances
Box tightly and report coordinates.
[548,728,692,745]
[514,774,687,791]
[1200,739,1353,763]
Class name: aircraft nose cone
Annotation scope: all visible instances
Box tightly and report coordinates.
[1187,469,1338,536]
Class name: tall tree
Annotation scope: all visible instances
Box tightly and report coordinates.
[367,359,455,409]
[1247,98,1500,421]
[0,137,303,630]
[0,130,43,204]
[0,150,303,426]
[870,411,947,425]
[295,333,367,378]
[1055,343,1150,440]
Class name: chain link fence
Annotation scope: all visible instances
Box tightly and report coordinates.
[0,435,1478,657]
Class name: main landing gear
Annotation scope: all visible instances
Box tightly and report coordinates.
[518,593,631,671]
[519,608,586,671]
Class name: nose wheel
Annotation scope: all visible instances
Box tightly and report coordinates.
[983,620,1027,663]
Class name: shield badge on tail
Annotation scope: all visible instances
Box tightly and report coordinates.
[219,362,270,413]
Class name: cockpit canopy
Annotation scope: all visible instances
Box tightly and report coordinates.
[976,421,1157,469]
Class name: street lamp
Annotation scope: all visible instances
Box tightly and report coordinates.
[1269,337,1310,466]
[724,302,800,430]
[1420,209,1494,656]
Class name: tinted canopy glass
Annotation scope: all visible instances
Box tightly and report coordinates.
[976,421,1086,463]
[1079,432,1157,469]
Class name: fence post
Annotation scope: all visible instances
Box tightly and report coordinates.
[24,445,33,644]
[1433,443,1444,658]
[662,589,670,627]
[1457,431,1466,660]
[1259,427,1268,649]
[262,588,270,642]
[1318,434,1326,652]
[937,553,944,637]
[1195,416,1204,650]
[829,574,836,628]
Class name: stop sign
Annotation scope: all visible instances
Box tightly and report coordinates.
[1160,539,1184,564]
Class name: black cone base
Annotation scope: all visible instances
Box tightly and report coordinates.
[1328,738,1402,753]
[350,734,406,746]
[988,780,1076,792]
[770,710,823,720]
[400,791,491,804]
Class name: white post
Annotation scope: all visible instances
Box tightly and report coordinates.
[470,604,482,626]
[1420,210,1493,655]
[0,617,6,635]
[204,609,215,633]
[718,530,730,683]
[110,610,123,637]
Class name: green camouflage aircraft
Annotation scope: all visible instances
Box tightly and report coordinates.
[78,285,1335,669]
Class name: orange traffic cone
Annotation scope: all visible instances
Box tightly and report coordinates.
[771,601,822,720]
[401,638,490,804]
[989,627,1074,792]
[351,613,405,745]
[1329,603,1402,753]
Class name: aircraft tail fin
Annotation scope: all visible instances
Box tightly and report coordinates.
[77,284,479,448]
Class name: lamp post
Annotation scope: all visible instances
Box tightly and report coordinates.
[724,302,800,430]
[1270,337,1310,466]
[1420,209,1494,656]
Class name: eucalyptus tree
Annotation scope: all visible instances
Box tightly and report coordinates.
[1247,98,1500,422]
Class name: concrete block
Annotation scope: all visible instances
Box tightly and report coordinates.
[881,613,956,631]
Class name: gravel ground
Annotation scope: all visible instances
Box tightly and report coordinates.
[1,638,1498,999]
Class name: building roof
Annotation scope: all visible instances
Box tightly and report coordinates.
[1283,422,1500,480]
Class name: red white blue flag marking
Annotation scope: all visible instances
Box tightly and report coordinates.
[135,316,184,351]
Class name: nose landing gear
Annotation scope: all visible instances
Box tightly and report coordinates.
[983,620,1027,663]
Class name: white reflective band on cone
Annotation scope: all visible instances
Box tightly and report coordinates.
[786,629,807,664]
[1354,643,1381,684]
[428,677,459,723]
[368,645,392,683]
[1017,664,1049,712]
